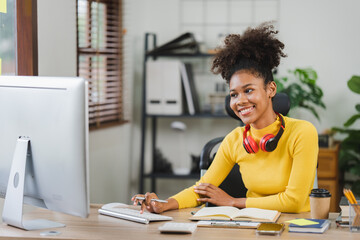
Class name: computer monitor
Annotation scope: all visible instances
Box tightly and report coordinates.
[0,76,89,230]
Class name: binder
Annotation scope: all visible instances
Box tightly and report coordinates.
[180,63,200,115]
[186,63,200,114]
[146,60,183,115]
[146,61,163,114]
[147,32,199,55]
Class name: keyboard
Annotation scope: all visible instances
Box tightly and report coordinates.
[98,202,173,224]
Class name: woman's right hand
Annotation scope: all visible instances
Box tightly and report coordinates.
[131,192,168,214]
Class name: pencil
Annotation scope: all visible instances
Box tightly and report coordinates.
[135,196,168,203]
[343,188,360,227]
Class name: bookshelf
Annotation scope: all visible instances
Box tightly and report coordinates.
[139,33,232,193]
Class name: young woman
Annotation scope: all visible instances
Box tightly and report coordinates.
[132,23,318,214]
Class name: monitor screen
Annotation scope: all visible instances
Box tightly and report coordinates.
[0,76,89,230]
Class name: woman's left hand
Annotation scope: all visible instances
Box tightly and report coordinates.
[194,183,236,206]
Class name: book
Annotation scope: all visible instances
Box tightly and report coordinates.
[180,63,200,115]
[189,206,280,222]
[340,204,349,219]
[185,63,200,114]
[336,214,349,228]
[288,219,330,233]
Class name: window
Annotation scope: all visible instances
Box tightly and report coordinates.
[0,0,37,76]
[77,0,125,129]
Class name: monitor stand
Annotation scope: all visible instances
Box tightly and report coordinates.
[2,137,65,231]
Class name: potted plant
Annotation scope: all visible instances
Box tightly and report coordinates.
[332,75,360,194]
[274,68,326,121]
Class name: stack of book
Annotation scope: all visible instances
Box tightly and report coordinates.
[288,218,330,234]
[336,196,350,227]
[336,195,360,227]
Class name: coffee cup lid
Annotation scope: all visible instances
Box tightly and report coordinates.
[309,188,331,198]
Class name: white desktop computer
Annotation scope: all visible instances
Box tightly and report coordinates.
[0,76,89,230]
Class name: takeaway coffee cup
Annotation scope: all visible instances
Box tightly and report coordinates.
[309,188,331,219]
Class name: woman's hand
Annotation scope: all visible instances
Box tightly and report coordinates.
[131,193,179,214]
[194,183,246,208]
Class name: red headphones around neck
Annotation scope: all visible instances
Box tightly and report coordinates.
[243,113,285,154]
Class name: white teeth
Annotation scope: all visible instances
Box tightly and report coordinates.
[240,107,253,114]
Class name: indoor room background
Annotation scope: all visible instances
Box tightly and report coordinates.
[128,0,360,202]
[4,0,359,206]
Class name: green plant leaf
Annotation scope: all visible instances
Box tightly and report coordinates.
[332,127,360,133]
[351,180,360,196]
[336,76,360,179]
[350,165,360,176]
[348,75,360,94]
[275,67,325,120]
[274,79,284,92]
[356,104,360,113]
[344,114,360,127]
[339,151,359,170]
[299,103,320,120]
[340,136,360,160]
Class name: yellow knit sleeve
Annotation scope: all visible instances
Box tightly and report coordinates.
[246,121,318,213]
[171,132,237,209]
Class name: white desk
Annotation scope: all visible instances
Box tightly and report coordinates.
[0,203,353,240]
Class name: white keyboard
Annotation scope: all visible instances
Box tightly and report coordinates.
[159,222,197,234]
[98,203,173,224]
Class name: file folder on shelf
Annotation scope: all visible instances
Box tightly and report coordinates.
[146,60,183,115]
[180,63,200,115]
[147,32,199,55]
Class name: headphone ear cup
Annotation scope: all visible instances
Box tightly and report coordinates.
[243,135,259,154]
[260,134,275,152]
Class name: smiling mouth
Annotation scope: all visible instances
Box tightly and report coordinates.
[239,106,255,115]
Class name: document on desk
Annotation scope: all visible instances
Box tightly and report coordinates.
[197,220,260,229]
[197,220,260,228]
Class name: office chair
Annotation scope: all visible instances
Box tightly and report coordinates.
[199,93,291,203]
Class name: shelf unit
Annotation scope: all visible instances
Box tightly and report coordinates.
[317,144,340,212]
[139,33,230,193]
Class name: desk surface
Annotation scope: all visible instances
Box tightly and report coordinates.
[0,204,353,240]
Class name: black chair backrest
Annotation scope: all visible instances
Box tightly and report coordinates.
[200,92,291,205]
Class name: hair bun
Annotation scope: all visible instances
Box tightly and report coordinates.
[211,22,287,83]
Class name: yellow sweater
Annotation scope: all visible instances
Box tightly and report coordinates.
[171,116,318,213]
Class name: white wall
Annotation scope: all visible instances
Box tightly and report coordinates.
[37,0,132,204]
[31,0,360,204]
[127,0,241,199]
[37,0,77,76]
[127,0,360,199]
[278,0,360,131]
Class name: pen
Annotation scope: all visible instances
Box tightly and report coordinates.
[135,196,168,203]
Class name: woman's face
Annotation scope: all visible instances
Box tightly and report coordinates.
[229,70,276,129]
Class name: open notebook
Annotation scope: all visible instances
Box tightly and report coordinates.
[189,206,280,222]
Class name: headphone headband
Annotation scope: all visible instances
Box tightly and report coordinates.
[243,113,285,153]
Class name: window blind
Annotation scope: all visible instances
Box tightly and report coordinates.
[77,0,125,128]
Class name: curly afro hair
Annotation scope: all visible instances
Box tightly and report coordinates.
[211,23,286,85]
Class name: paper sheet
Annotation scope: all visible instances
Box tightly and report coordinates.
[286,218,318,226]
[0,0,7,13]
